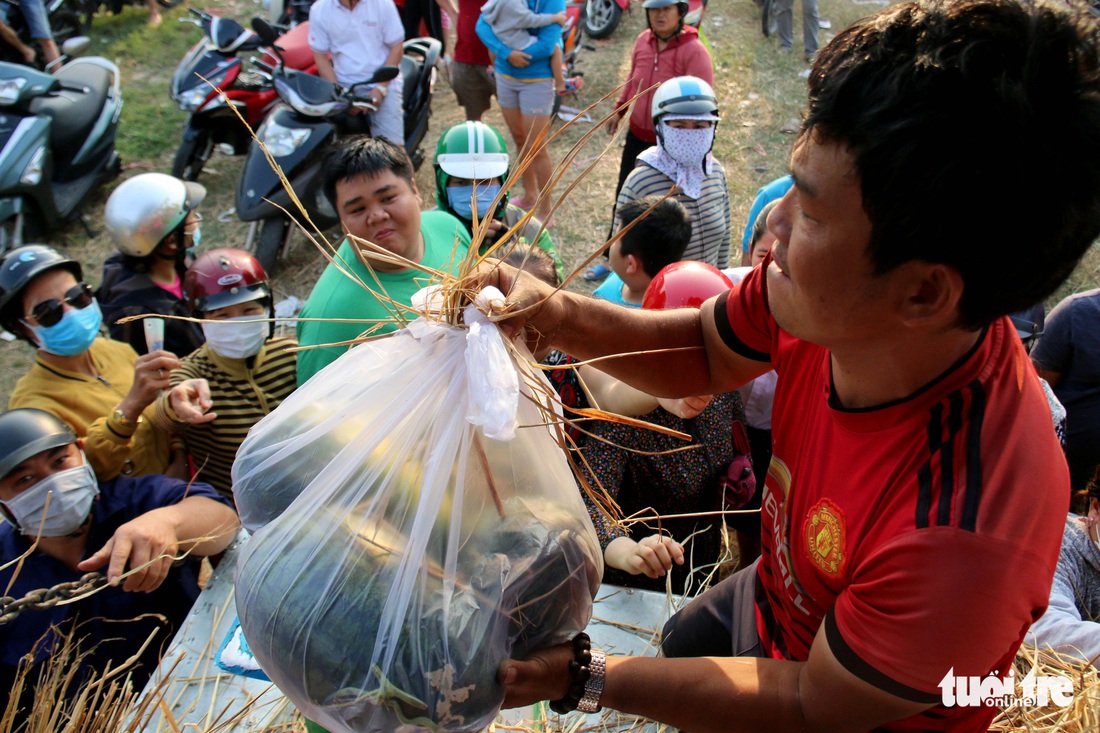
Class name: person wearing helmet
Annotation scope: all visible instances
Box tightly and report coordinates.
[1,245,208,482]
[592,0,711,269]
[615,75,731,268]
[98,172,207,358]
[0,408,238,707]
[434,121,564,279]
[153,249,298,498]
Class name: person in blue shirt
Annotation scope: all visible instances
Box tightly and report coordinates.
[0,408,239,715]
[594,195,691,307]
[476,0,564,225]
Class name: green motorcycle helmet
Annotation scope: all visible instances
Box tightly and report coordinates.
[433,121,511,221]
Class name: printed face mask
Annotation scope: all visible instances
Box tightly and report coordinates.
[660,124,716,169]
[1,458,98,537]
[447,184,503,221]
[202,311,268,359]
[28,300,103,356]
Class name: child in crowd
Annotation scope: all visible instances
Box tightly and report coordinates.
[722,199,779,568]
[154,249,297,499]
[479,0,570,94]
[594,195,692,307]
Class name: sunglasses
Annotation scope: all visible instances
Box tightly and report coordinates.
[26,282,95,328]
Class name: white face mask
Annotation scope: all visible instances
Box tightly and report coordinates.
[202,312,269,359]
[1,457,99,537]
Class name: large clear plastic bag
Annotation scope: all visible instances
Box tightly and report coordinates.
[232,291,603,733]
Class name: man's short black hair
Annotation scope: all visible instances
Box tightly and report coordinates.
[616,195,693,279]
[322,136,415,209]
[805,0,1100,329]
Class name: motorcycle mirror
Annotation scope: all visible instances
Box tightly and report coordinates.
[250,17,281,45]
[60,36,91,58]
[369,66,400,84]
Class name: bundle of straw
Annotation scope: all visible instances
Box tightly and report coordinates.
[989,644,1100,732]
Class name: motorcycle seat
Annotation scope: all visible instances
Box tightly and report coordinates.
[30,62,112,158]
[400,55,422,114]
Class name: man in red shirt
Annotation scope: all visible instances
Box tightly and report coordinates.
[450,0,497,120]
[480,1,1100,730]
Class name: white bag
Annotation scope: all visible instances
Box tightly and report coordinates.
[232,291,603,733]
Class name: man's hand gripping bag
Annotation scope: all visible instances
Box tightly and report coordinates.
[231,288,604,733]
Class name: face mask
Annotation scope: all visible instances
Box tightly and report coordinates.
[660,124,716,168]
[1,457,98,537]
[447,184,502,222]
[202,312,269,359]
[29,300,102,356]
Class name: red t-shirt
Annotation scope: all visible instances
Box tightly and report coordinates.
[714,263,1067,732]
[454,0,490,66]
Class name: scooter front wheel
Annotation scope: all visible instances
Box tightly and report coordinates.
[255,218,291,275]
[171,128,214,182]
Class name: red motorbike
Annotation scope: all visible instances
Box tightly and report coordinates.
[584,0,706,39]
[169,7,317,181]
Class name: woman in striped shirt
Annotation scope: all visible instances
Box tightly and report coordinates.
[616,76,732,269]
[154,249,297,499]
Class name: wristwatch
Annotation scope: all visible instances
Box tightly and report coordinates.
[111,407,143,429]
[577,649,606,713]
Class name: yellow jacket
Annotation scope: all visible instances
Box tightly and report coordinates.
[8,338,171,479]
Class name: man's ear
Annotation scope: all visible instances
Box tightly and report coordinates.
[899,262,965,330]
[409,176,422,204]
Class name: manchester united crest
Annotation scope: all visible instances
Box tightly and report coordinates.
[804,499,845,577]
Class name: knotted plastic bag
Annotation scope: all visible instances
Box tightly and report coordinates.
[232,288,603,733]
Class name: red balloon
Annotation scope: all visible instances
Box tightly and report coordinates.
[642,261,734,310]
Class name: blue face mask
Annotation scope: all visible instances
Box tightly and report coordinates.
[447,184,503,222]
[29,300,103,356]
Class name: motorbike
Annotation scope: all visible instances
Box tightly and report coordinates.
[235,18,439,272]
[552,0,588,116]
[583,0,628,39]
[170,6,317,181]
[0,0,87,68]
[266,0,314,27]
[584,0,707,39]
[0,53,122,252]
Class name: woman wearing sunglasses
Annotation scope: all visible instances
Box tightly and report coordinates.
[97,173,207,358]
[0,245,209,482]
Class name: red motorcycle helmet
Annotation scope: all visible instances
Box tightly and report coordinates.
[185,248,271,316]
[642,261,733,310]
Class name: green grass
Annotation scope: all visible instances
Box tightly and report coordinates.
[79,6,201,164]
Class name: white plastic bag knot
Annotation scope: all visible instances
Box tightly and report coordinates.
[464,286,519,441]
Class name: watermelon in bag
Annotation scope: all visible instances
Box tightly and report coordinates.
[232,288,603,733]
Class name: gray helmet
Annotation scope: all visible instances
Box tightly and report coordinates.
[0,244,82,335]
[0,409,77,480]
[642,0,688,9]
[104,173,207,257]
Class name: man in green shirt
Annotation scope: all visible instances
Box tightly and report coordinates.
[296,136,472,384]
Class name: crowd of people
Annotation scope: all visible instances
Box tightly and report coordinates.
[1,0,1099,731]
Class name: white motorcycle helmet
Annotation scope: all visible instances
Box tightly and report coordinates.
[650,75,720,143]
[104,173,207,257]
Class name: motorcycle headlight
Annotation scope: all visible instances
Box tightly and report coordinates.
[0,77,28,106]
[176,67,233,112]
[260,118,310,157]
[20,145,46,185]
